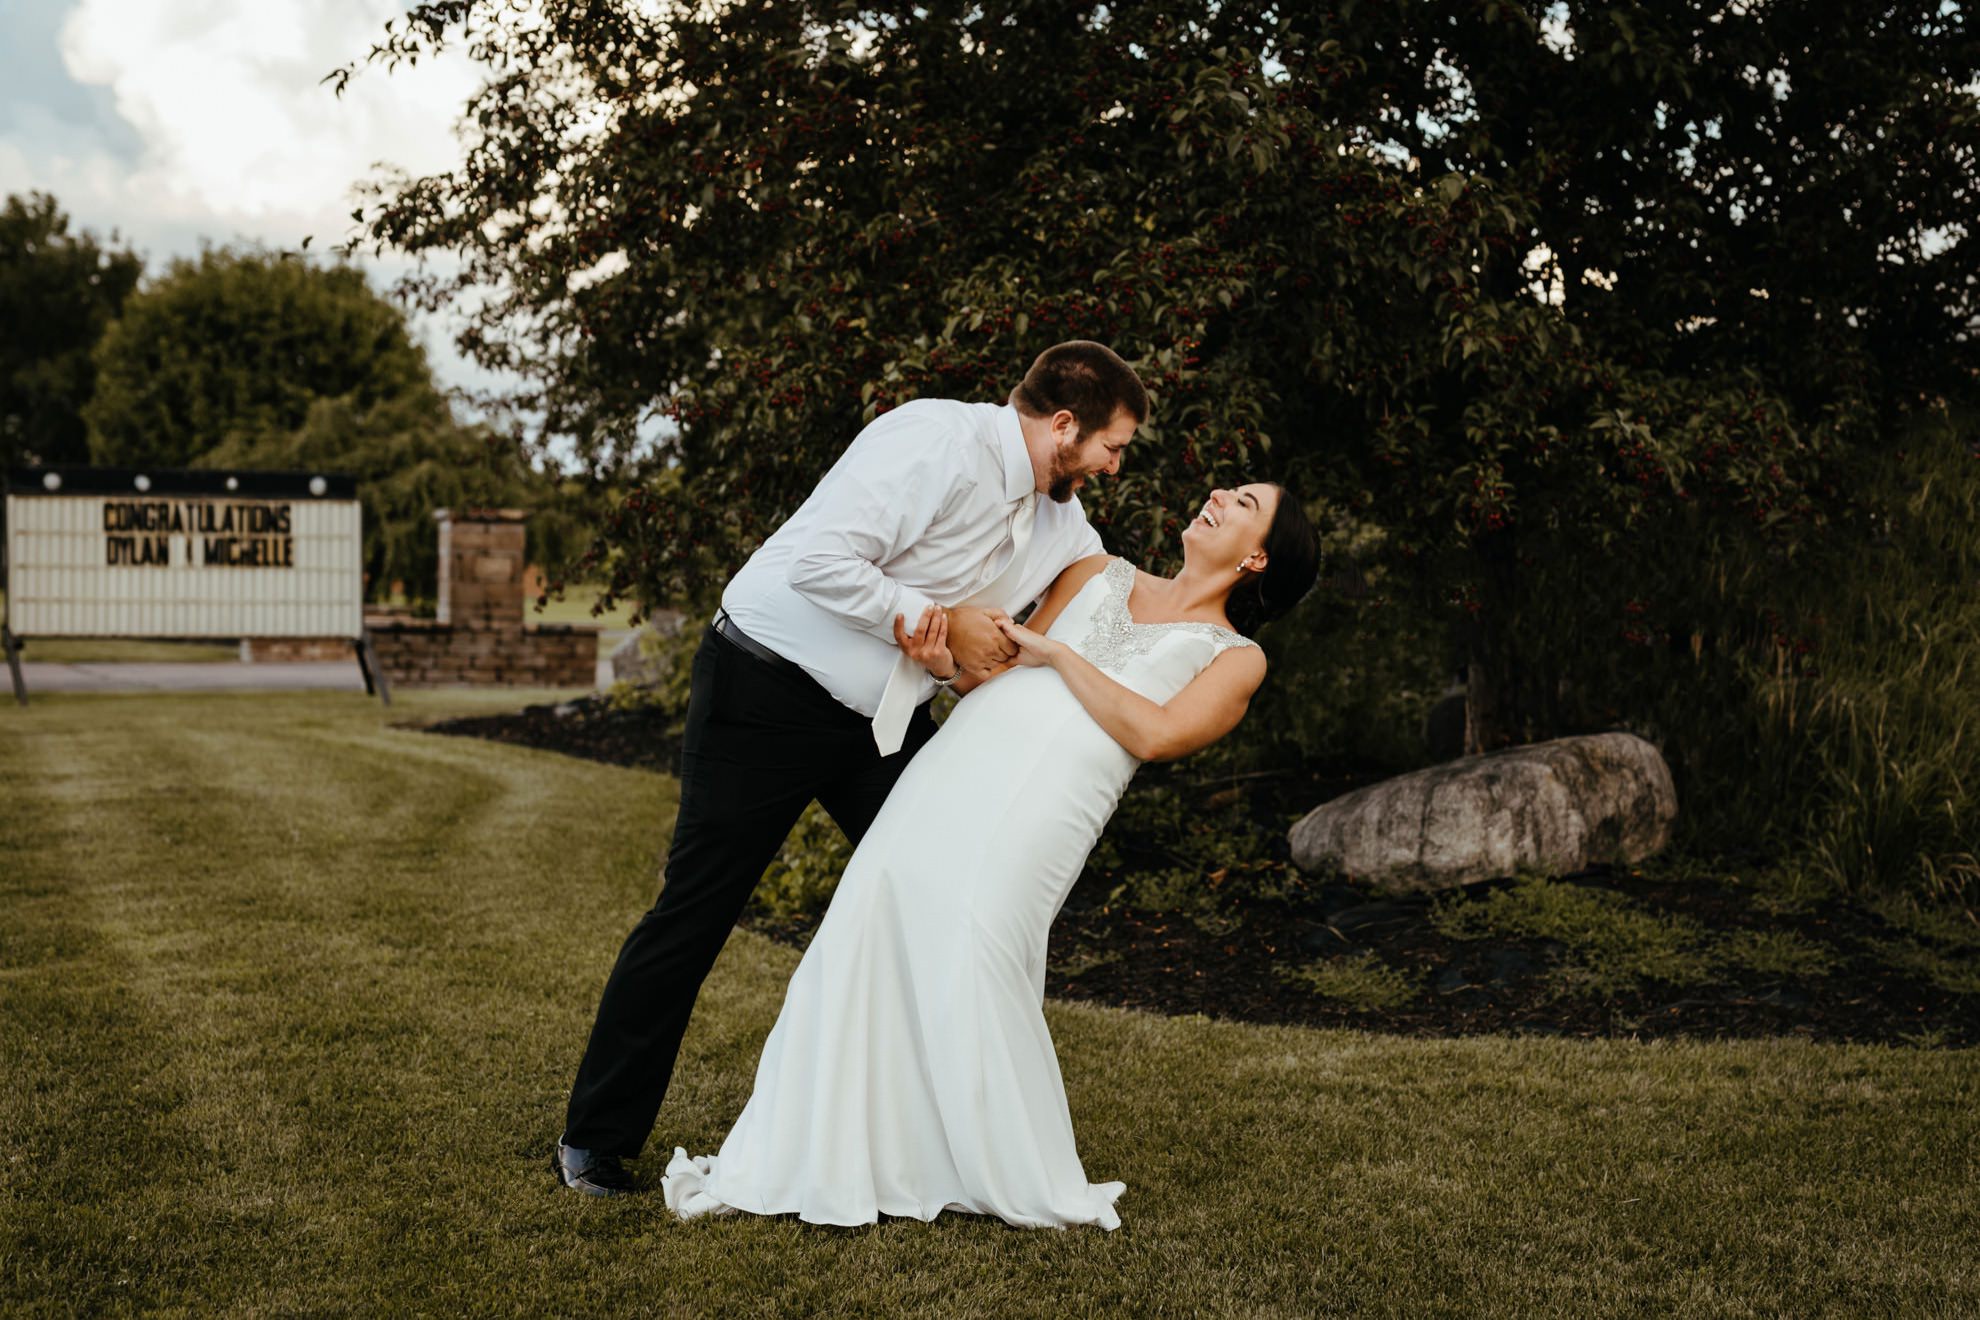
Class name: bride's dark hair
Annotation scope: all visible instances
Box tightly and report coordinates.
[1226,486,1320,638]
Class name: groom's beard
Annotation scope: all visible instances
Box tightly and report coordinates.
[1046,438,1085,503]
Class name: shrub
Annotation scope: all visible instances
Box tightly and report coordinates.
[1861,938,1980,997]
[1712,930,1838,979]
[749,803,853,925]
[1272,952,1420,1011]
[1431,875,1718,997]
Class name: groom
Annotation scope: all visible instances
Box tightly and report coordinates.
[554,340,1150,1195]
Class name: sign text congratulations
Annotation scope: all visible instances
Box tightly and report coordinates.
[103,499,295,569]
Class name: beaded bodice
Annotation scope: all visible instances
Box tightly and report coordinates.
[1068,557,1256,675]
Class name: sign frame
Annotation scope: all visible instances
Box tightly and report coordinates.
[3,465,386,706]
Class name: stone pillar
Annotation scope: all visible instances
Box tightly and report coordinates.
[434,508,528,631]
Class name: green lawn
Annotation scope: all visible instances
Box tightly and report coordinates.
[9,636,241,664]
[525,581,641,629]
[2,694,1974,1316]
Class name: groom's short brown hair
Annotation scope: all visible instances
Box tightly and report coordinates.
[1010,341,1149,436]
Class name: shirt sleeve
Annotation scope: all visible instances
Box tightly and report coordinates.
[1069,518,1105,563]
[783,406,972,643]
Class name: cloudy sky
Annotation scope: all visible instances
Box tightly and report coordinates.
[0,0,500,398]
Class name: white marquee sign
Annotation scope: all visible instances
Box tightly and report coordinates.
[5,466,363,641]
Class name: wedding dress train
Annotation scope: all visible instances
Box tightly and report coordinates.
[661,557,1255,1230]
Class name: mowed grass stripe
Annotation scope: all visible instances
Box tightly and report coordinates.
[1,703,261,1313]
[0,692,1974,1317]
[3,694,682,1312]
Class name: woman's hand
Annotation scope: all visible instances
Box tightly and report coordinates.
[994,617,1064,668]
[893,605,958,678]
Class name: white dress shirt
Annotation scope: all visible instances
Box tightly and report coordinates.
[721,399,1105,717]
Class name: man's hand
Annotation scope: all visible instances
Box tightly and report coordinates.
[891,605,957,677]
[945,605,1018,676]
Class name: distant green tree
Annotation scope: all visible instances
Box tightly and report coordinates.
[86,245,589,603]
[199,390,584,605]
[86,247,433,469]
[0,191,142,470]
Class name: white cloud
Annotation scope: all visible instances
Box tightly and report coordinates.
[0,0,506,402]
[48,0,477,247]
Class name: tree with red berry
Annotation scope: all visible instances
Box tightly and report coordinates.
[340,0,1977,754]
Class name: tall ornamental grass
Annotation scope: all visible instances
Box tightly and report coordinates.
[1746,404,1978,904]
[1605,402,1978,906]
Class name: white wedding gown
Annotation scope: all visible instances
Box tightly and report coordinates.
[661,557,1256,1230]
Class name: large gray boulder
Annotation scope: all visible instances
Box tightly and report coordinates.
[608,629,657,685]
[1288,731,1678,894]
[608,610,687,686]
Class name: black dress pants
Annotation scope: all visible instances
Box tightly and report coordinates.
[562,623,938,1156]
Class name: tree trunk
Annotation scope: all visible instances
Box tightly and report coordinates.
[1460,527,1524,756]
[1462,655,1498,757]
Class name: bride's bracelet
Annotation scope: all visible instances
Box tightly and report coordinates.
[931,661,964,688]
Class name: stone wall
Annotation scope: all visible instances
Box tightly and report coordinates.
[366,621,597,687]
[360,508,599,688]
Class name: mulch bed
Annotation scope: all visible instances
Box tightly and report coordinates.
[1033,874,1976,1047]
[427,695,690,777]
[425,695,1978,1048]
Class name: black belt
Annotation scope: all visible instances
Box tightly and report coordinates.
[712,609,809,679]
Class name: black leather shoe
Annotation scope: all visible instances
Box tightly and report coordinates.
[552,1142,636,1197]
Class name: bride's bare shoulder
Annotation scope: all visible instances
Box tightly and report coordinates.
[1052,554,1116,595]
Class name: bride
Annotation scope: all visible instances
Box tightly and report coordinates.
[662,481,1320,1230]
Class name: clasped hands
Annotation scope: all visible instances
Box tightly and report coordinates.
[891,605,1062,679]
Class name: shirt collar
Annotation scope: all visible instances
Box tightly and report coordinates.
[996,404,1037,504]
